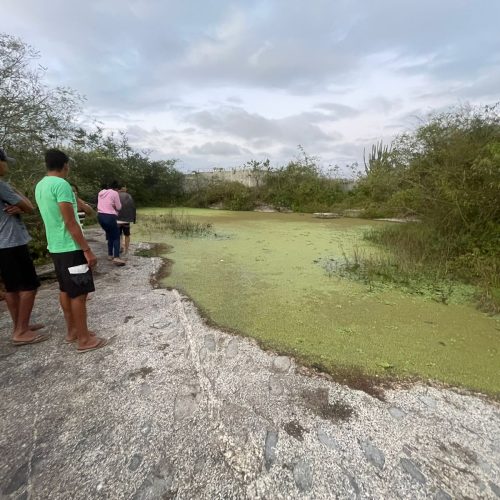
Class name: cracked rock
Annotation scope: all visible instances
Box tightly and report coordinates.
[293,459,313,492]
[272,356,291,373]
[400,457,426,484]
[269,376,284,396]
[360,440,385,470]
[264,431,278,471]
[317,428,339,450]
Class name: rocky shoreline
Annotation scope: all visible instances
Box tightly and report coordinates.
[0,228,499,499]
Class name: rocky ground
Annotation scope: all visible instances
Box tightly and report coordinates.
[0,228,499,499]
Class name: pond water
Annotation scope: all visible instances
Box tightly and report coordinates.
[137,208,500,395]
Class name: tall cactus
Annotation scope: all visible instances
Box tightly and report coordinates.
[363,141,391,174]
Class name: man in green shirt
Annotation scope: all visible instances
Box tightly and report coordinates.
[35,149,106,352]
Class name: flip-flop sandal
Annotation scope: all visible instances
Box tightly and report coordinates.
[12,334,50,346]
[77,338,108,353]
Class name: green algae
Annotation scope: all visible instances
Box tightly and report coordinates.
[137,208,500,395]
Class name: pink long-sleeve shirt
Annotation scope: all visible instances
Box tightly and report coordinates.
[97,189,122,215]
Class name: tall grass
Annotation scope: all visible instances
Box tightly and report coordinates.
[141,210,213,237]
[359,224,500,313]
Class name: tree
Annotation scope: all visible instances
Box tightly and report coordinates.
[0,33,83,153]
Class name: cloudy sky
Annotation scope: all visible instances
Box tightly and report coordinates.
[3,0,500,173]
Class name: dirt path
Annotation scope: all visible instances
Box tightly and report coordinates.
[0,228,499,499]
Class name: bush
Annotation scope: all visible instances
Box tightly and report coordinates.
[347,105,500,311]
[186,180,255,211]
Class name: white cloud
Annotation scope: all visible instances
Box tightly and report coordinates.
[2,0,499,171]
[190,141,250,156]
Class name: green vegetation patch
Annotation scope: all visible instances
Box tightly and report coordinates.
[137,208,500,396]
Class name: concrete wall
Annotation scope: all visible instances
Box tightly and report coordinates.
[183,168,260,192]
[183,168,357,193]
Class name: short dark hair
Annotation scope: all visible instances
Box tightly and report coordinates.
[45,149,69,171]
[101,180,120,190]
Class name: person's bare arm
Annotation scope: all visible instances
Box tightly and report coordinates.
[58,202,97,267]
[77,197,95,216]
[3,191,34,214]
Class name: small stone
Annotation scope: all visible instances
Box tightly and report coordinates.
[478,458,492,474]
[435,489,452,500]
[344,472,360,497]
[492,439,500,454]
[359,440,385,470]
[272,356,291,373]
[140,423,152,436]
[225,338,239,358]
[293,459,313,492]
[129,454,143,471]
[400,458,426,484]
[132,460,174,500]
[389,407,406,419]
[317,428,339,450]
[264,430,278,471]
[140,383,152,396]
[199,347,207,362]
[204,335,216,352]
[269,376,284,396]
[174,390,200,421]
[165,329,179,340]
[419,395,437,409]
[283,421,305,441]
[489,481,500,498]
[2,462,28,495]
[152,322,170,329]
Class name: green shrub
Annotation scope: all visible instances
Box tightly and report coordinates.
[186,180,255,211]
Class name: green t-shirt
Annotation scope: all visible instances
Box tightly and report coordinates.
[35,176,80,253]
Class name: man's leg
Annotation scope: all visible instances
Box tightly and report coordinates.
[124,235,130,254]
[13,290,37,338]
[59,292,95,342]
[6,290,40,342]
[60,291,76,342]
[4,291,19,326]
[69,294,104,350]
[119,226,124,253]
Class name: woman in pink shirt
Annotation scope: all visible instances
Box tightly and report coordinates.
[97,181,125,266]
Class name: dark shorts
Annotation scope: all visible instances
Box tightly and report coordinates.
[51,250,95,298]
[0,244,40,293]
[119,223,131,237]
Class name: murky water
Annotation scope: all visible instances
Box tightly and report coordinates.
[137,208,500,394]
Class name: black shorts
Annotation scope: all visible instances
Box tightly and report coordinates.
[50,250,95,298]
[0,244,40,293]
[119,223,131,237]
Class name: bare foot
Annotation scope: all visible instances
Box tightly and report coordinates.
[12,329,49,344]
[29,323,45,331]
[65,330,96,343]
[77,337,107,352]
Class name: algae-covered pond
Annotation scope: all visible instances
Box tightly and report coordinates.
[137,208,500,395]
